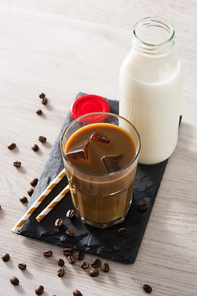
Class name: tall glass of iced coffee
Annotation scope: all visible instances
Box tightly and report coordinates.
[60,112,140,229]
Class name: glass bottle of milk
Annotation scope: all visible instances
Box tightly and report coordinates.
[119,16,183,164]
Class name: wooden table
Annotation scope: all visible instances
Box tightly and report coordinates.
[0,1,196,295]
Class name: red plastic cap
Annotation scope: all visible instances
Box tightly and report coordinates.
[70,94,110,120]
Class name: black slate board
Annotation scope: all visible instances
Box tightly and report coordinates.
[18,92,169,264]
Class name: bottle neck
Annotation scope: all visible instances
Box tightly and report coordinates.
[132,16,176,57]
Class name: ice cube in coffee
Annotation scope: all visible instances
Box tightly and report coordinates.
[61,113,140,228]
[102,154,123,173]
[90,131,111,144]
[65,141,89,160]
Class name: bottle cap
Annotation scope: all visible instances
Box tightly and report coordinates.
[70,94,110,120]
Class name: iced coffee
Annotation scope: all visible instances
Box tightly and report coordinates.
[60,112,140,228]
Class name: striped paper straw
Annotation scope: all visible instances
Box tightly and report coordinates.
[11,168,66,234]
[36,184,70,222]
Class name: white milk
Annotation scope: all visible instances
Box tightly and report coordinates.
[119,17,183,164]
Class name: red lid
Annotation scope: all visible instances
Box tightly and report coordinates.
[70,94,110,120]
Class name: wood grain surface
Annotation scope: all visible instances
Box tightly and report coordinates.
[0,0,196,295]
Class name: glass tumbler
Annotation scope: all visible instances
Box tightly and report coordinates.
[60,112,140,229]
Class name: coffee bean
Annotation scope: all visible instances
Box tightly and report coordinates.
[43,250,53,257]
[55,218,63,228]
[73,290,83,296]
[66,229,74,237]
[18,263,26,270]
[118,228,128,235]
[143,284,152,294]
[91,258,101,268]
[38,136,47,143]
[2,253,10,262]
[89,269,99,277]
[41,97,47,105]
[67,255,76,264]
[13,161,21,167]
[57,258,64,266]
[76,251,84,260]
[80,261,89,269]
[10,276,19,286]
[102,262,110,272]
[35,285,44,295]
[57,268,65,277]
[20,196,27,203]
[39,93,45,98]
[32,144,39,151]
[66,209,75,219]
[7,143,16,150]
[63,248,73,257]
[27,188,34,196]
[138,202,147,211]
[36,109,42,115]
[30,178,38,187]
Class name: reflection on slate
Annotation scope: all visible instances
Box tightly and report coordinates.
[18,92,169,264]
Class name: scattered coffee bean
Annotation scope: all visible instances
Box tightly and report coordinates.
[89,269,99,277]
[55,218,63,228]
[2,253,10,262]
[73,290,83,296]
[36,109,42,115]
[47,176,51,184]
[102,262,110,272]
[38,136,47,143]
[39,93,45,99]
[32,144,39,151]
[138,202,148,211]
[66,229,74,237]
[30,178,38,187]
[27,188,34,196]
[18,263,26,270]
[35,285,44,295]
[63,248,73,257]
[67,255,76,264]
[13,161,21,167]
[66,209,75,219]
[76,251,84,260]
[43,250,53,257]
[7,143,16,150]
[80,261,89,269]
[20,196,27,203]
[118,228,128,235]
[143,284,152,294]
[10,276,19,286]
[57,268,65,277]
[41,97,47,105]
[91,258,101,268]
[57,258,64,266]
